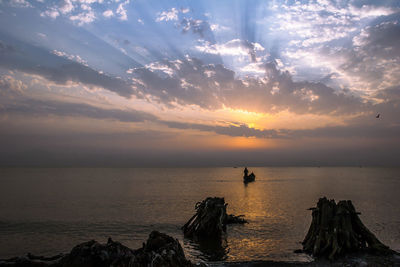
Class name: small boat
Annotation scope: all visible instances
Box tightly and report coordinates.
[243,172,255,183]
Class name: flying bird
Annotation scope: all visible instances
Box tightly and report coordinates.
[376,113,380,118]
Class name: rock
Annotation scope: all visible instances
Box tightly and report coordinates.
[58,239,134,267]
[0,231,195,267]
[132,231,193,267]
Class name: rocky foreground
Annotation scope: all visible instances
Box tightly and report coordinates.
[2,232,400,267]
[1,231,400,267]
[0,231,202,267]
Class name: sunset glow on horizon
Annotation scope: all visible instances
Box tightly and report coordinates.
[1,0,400,166]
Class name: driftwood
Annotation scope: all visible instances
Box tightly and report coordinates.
[182,197,247,240]
[0,231,197,267]
[302,197,395,260]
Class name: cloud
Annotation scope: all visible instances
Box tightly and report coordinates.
[162,120,283,138]
[0,34,387,119]
[196,39,264,62]
[349,4,399,19]
[6,93,391,141]
[240,62,266,74]
[37,33,47,38]
[1,89,399,143]
[1,98,157,123]
[1,91,375,141]
[0,40,136,98]
[9,0,31,8]
[129,57,367,115]
[103,9,113,18]
[69,10,96,25]
[155,8,217,43]
[293,19,400,97]
[276,6,400,100]
[269,1,399,48]
[295,124,400,140]
[144,61,177,77]
[0,93,280,139]
[210,23,230,32]
[181,8,189,14]
[374,86,400,102]
[59,0,74,14]
[179,18,213,39]
[342,20,400,92]
[40,0,76,20]
[38,0,114,24]
[156,8,179,22]
[162,119,400,140]
[116,0,129,21]
[0,75,26,97]
[52,50,88,66]
[41,8,60,19]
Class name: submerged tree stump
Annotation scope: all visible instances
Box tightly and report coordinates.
[182,197,246,240]
[302,197,394,260]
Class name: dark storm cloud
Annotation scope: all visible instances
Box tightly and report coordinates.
[0,39,136,98]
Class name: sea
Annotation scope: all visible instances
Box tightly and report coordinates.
[0,167,399,264]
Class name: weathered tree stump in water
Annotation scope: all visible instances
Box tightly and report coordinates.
[302,197,395,260]
[182,197,247,240]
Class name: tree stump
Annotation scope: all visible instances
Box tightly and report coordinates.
[302,197,394,260]
[182,197,246,240]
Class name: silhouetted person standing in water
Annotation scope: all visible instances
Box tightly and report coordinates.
[244,167,249,177]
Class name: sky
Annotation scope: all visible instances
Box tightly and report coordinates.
[0,0,399,166]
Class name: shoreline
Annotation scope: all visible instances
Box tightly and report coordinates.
[1,234,399,267]
[212,252,400,266]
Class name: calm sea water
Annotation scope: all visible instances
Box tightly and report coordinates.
[0,167,400,263]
